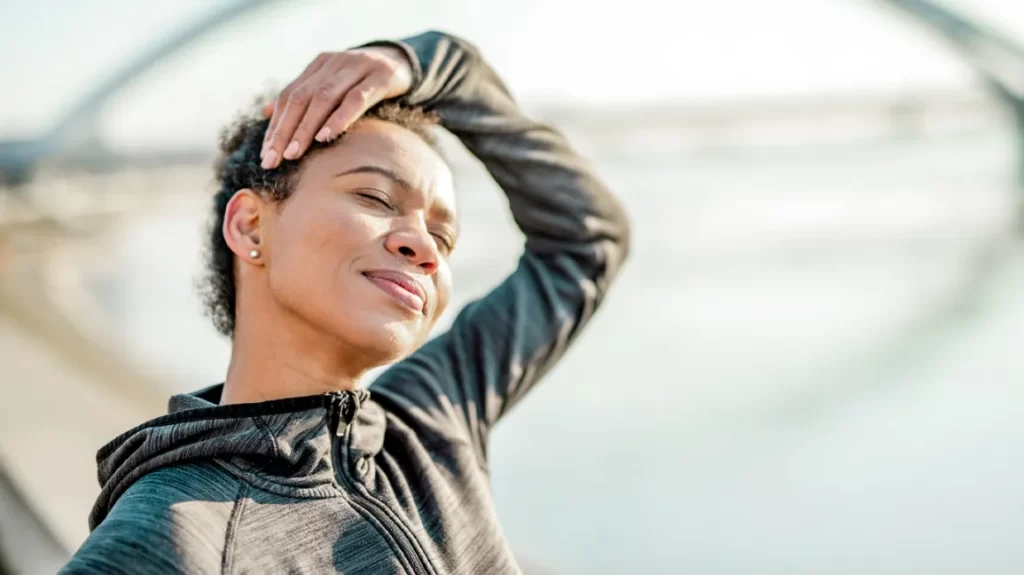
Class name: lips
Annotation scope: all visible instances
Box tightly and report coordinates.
[362,269,427,314]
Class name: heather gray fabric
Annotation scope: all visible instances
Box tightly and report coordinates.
[61,30,630,575]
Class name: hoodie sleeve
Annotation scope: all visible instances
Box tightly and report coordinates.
[369,31,630,466]
[60,467,231,574]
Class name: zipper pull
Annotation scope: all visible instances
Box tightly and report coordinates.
[339,395,353,439]
[339,392,357,439]
[324,392,343,437]
[325,390,363,438]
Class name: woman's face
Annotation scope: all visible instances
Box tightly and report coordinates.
[261,119,456,365]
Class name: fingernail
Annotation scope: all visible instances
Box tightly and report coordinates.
[315,127,331,142]
[261,149,277,170]
[283,140,299,159]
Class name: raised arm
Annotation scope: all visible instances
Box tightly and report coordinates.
[368,31,630,464]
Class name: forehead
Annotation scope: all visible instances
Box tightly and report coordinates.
[303,119,456,213]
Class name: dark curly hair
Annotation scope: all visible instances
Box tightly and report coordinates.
[200,101,441,337]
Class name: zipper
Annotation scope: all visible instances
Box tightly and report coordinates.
[327,391,356,439]
[324,391,435,575]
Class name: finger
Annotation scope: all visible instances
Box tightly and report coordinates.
[262,79,322,169]
[318,73,389,142]
[283,68,367,160]
[262,101,274,118]
[264,79,315,154]
[263,97,286,155]
[263,53,330,150]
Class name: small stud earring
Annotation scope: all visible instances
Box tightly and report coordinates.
[250,249,260,259]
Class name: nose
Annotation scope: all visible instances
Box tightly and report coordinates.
[384,223,440,274]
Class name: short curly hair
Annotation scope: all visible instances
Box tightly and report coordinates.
[200,101,441,337]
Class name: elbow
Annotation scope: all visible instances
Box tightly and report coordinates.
[588,200,632,291]
[614,208,633,263]
[605,195,632,269]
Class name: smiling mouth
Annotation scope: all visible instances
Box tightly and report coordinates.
[362,272,426,314]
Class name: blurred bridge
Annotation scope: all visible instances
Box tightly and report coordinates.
[1,1,1024,573]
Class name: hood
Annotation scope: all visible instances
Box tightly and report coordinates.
[88,384,386,529]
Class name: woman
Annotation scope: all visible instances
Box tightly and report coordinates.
[62,30,629,574]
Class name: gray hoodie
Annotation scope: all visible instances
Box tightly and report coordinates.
[61,30,630,575]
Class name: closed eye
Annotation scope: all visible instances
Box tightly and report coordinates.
[356,191,393,210]
[430,232,454,254]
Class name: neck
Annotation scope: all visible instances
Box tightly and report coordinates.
[221,304,365,406]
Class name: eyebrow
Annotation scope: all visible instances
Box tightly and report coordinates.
[334,165,458,229]
[334,165,417,192]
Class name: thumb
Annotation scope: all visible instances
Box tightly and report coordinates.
[262,101,275,118]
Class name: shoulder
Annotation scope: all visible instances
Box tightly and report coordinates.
[62,464,241,575]
[130,461,243,502]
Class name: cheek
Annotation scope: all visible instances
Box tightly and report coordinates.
[431,264,453,320]
[297,202,369,252]
[269,199,382,304]
[277,194,382,261]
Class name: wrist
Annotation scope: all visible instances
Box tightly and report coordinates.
[372,45,411,71]
[357,40,422,99]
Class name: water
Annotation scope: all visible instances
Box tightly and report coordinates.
[44,126,1024,573]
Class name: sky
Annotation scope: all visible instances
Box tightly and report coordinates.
[2,0,1024,147]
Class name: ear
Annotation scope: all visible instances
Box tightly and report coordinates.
[223,189,268,265]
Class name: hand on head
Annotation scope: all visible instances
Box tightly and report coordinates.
[260,46,414,170]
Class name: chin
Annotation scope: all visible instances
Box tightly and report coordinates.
[341,314,425,366]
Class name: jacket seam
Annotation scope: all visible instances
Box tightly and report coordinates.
[334,438,427,575]
[250,415,282,460]
[341,495,420,575]
[221,482,250,575]
[349,485,441,575]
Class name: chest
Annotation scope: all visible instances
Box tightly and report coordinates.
[228,432,520,575]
